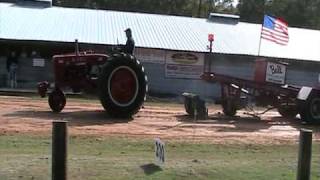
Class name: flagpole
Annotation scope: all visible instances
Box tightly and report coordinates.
[258,1,267,57]
[258,22,263,56]
[258,12,265,56]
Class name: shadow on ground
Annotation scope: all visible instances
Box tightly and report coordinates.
[270,116,320,133]
[175,112,306,133]
[3,110,132,126]
[4,108,320,135]
[140,163,162,175]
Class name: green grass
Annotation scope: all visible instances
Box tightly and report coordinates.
[0,134,320,180]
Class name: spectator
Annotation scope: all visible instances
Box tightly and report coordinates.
[6,51,18,88]
[20,47,28,58]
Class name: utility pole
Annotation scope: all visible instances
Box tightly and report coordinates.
[208,0,213,13]
[198,0,202,17]
[192,0,197,17]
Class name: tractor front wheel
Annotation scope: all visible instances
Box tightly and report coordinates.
[48,88,66,113]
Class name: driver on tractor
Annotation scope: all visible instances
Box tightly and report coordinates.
[122,28,135,55]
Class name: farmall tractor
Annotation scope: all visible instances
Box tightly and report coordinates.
[37,40,148,118]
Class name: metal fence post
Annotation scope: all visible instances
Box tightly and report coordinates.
[52,121,68,180]
[296,129,312,180]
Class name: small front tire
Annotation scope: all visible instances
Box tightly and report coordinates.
[48,89,66,113]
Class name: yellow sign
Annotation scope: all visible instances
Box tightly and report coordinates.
[171,53,198,64]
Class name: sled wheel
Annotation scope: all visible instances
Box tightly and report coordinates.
[222,99,237,116]
[184,96,207,118]
[184,97,194,116]
[48,89,66,113]
[98,54,148,118]
[299,92,320,124]
[277,105,298,118]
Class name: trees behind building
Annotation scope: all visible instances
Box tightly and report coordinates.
[54,0,320,30]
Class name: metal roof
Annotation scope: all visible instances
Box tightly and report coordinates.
[1,2,320,62]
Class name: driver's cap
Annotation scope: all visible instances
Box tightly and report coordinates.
[124,28,131,32]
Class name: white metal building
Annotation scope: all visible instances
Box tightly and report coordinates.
[0,1,320,100]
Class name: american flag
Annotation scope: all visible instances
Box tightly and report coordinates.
[261,15,289,45]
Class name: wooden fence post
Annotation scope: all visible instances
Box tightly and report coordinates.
[52,121,68,180]
[296,128,312,180]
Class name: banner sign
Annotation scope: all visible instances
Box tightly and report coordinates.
[165,51,204,79]
[165,64,203,79]
[134,48,166,64]
[266,62,286,84]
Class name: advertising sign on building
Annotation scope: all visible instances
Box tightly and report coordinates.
[265,62,286,84]
[165,51,204,79]
[33,58,45,67]
[134,48,166,64]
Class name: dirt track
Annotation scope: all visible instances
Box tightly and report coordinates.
[1,95,319,144]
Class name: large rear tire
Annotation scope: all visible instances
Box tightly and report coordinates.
[98,53,148,118]
[299,92,320,124]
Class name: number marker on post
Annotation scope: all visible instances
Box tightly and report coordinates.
[155,138,165,165]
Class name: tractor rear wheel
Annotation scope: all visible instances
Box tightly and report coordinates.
[98,53,148,118]
[48,88,66,113]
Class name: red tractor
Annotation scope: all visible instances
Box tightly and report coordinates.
[37,40,148,118]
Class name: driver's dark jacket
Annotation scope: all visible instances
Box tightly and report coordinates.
[123,37,135,54]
